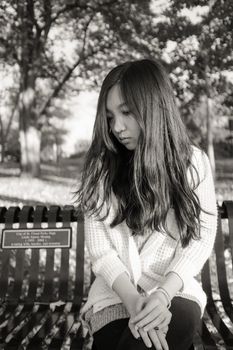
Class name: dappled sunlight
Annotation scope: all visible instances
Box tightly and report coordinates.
[20,87,35,108]
[0,174,76,207]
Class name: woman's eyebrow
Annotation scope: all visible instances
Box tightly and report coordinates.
[106,102,127,112]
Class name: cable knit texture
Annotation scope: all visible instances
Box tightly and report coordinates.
[80,146,218,336]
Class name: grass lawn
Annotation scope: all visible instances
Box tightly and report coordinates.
[0,158,83,207]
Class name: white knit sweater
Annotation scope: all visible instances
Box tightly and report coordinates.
[80,147,218,326]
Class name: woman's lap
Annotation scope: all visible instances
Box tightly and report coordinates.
[92,297,201,350]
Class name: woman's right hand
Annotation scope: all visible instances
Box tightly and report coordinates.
[127,295,169,349]
[128,320,169,349]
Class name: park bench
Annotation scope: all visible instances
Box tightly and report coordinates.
[0,201,233,349]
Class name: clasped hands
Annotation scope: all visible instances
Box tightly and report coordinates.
[128,292,171,350]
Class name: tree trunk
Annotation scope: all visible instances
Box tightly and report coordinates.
[203,58,216,180]
[0,143,5,163]
[17,0,42,177]
[19,83,41,178]
[206,96,216,179]
[20,123,41,177]
[1,144,5,163]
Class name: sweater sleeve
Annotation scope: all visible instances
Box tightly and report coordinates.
[164,149,218,285]
[85,213,131,289]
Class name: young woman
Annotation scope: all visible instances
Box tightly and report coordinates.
[77,59,217,350]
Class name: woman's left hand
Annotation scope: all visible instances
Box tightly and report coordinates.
[148,328,169,350]
[129,293,172,332]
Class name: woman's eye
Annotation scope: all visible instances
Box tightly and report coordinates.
[107,116,114,124]
[122,110,130,116]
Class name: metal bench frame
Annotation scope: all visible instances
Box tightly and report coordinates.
[0,201,233,349]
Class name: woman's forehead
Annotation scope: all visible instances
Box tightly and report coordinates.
[106,84,126,111]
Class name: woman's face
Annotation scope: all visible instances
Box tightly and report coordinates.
[106,84,140,150]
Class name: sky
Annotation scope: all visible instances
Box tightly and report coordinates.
[62,90,98,155]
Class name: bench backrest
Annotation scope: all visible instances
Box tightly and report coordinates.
[0,205,88,309]
[0,201,233,309]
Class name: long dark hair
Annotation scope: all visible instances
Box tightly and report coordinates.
[77,59,202,247]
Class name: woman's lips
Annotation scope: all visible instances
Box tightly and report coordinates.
[120,138,131,143]
[119,136,130,141]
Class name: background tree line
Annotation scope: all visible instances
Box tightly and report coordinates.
[0,0,232,178]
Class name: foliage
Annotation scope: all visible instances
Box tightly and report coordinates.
[155,0,233,123]
[0,0,232,176]
[0,0,157,119]
[0,0,160,176]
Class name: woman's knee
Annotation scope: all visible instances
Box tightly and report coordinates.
[166,297,201,349]
[169,297,201,332]
[92,319,129,350]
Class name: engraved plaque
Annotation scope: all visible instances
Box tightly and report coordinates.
[1,228,72,249]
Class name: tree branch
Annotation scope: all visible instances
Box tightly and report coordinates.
[42,2,89,28]
[43,0,52,40]
[40,0,116,29]
[38,14,94,117]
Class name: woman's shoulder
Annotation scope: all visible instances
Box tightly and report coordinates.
[191,144,204,157]
[189,145,212,185]
[190,145,210,168]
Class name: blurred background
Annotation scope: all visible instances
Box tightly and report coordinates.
[0,0,232,208]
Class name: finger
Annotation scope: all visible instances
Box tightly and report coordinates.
[143,314,167,332]
[156,330,169,350]
[148,329,164,350]
[143,308,171,331]
[135,309,159,328]
[139,328,153,348]
[128,321,141,339]
[154,318,171,331]
[160,325,168,335]
[135,308,161,329]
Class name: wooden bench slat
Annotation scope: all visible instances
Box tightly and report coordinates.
[26,206,46,302]
[224,201,233,279]
[42,206,60,302]
[0,305,34,342]
[0,250,11,300]
[205,303,233,346]
[44,316,72,348]
[70,325,85,350]
[4,305,50,348]
[0,304,18,324]
[58,208,72,300]
[73,213,85,310]
[214,212,233,322]
[199,320,218,349]
[11,207,33,300]
[50,314,75,344]
[201,263,221,349]
[0,207,21,301]
[11,249,25,299]
[44,317,70,349]
[25,305,66,348]
[43,249,55,300]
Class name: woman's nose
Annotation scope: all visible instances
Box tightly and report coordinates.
[113,116,126,133]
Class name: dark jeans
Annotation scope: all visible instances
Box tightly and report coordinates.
[92,297,201,350]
